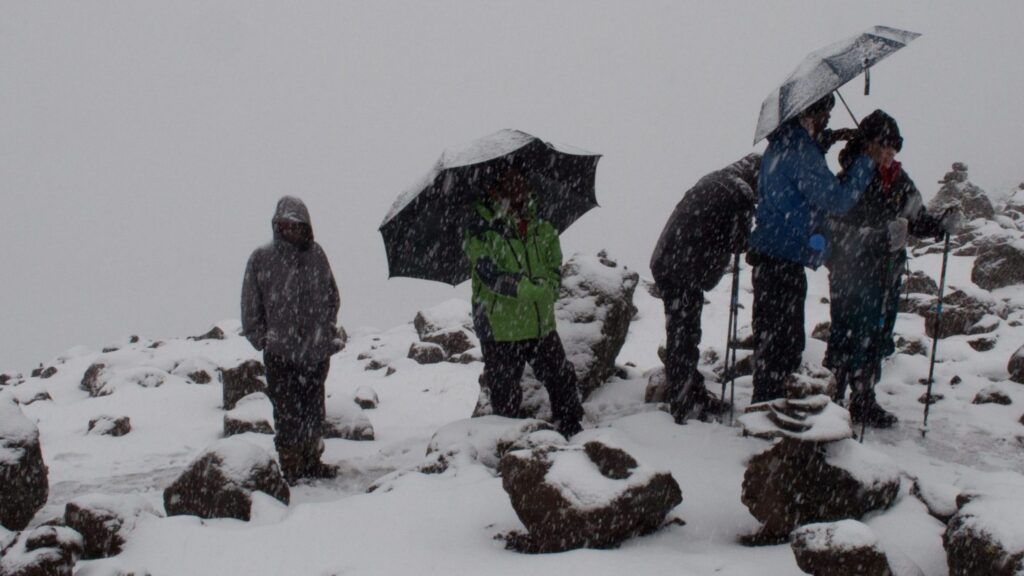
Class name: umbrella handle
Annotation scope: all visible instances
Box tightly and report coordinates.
[835,89,860,127]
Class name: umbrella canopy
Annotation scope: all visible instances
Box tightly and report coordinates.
[380,129,601,285]
[753,25,920,144]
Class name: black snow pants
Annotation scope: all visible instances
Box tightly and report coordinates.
[750,252,807,403]
[263,352,329,477]
[480,331,583,434]
[660,283,706,416]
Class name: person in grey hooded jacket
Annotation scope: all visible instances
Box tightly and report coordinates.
[650,153,760,423]
[242,196,342,483]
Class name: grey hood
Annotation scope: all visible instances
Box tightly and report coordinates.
[273,196,312,226]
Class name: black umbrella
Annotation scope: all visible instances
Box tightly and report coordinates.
[380,129,601,285]
[753,25,920,144]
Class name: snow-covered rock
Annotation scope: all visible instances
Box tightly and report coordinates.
[973,385,1013,405]
[223,393,274,437]
[929,162,995,221]
[78,362,167,397]
[1009,345,1024,384]
[353,385,378,409]
[220,360,266,411]
[163,437,289,521]
[972,240,1024,290]
[0,526,83,576]
[911,478,960,524]
[498,440,681,552]
[408,341,445,365]
[323,394,374,441]
[87,416,131,437]
[944,488,1024,576]
[742,438,901,544]
[426,416,555,470]
[413,300,477,357]
[790,520,906,576]
[0,392,48,531]
[902,270,938,295]
[64,493,160,559]
[170,356,220,385]
[644,366,667,403]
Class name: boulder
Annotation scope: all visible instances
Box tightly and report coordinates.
[163,437,289,521]
[87,416,131,437]
[188,326,225,341]
[811,322,831,342]
[498,441,682,552]
[171,357,220,385]
[37,367,57,380]
[968,337,997,352]
[973,241,1024,290]
[408,342,445,365]
[790,520,896,576]
[556,251,640,399]
[929,162,995,221]
[901,271,938,295]
[426,416,556,470]
[223,393,274,436]
[79,363,109,398]
[0,392,49,531]
[911,478,959,524]
[644,367,668,404]
[944,490,1024,576]
[63,494,160,559]
[0,526,83,576]
[219,360,266,411]
[353,386,378,409]
[920,291,995,339]
[742,438,900,544]
[973,385,1012,406]
[896,336,928,357]
[413,300,478,357]
[323,394,374,441]
[1009,345,1024,384]
[79,363,166,397]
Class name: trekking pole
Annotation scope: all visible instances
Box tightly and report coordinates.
[922,233,952,437]
[726,253,741,424]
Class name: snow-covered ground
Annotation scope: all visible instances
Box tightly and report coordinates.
[4,239,1024,575]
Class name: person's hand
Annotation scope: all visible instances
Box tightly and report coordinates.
[887,218,909,252]
[831,128,859,142]
[940,207,963,235]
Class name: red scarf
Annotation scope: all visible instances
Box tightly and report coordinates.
[879,160,902,192]
[517,218,529,239]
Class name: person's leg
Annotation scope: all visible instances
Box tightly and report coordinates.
[849,269,898,428]
[661,283,706,422]
[826,269,858,404]
[480,340,527,417]
[296,359,336,478]
[263,352,303,483]
[751,255,806,403]
[529,332,584,437]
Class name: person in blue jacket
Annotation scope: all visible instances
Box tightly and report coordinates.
[747,94,883,403]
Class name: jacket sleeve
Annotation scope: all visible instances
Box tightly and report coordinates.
[241,252,267,351]
[797,142,875,216]
[531,223,563,301]
[903,185,945,240]
[464,231,521,297]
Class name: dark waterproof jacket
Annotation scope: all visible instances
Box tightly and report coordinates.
[825,168,943,371]
[463,197,562,343]
[651,154,761,292]
[242,197,341,364]
[750,121,876,268]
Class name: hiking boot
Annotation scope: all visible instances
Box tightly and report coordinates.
[303,461,340,480]
[556,418,583,439]
[850,396,898,428]
[672,389,728,424]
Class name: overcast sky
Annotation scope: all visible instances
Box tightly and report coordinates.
[2,1,1022,371]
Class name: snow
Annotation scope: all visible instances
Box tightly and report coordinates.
[793,519,880,552]
[541,446,663,511]
[825,438,901,489]
[225,392,274,428]
[738,399,854,442]
[0,390,38,464]
[415,299,473,335]
[199,437,277,483]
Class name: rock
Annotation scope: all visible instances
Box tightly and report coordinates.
[413,300,478,357]
[408,342,445,364]
[911,478,960,524]
[63,494,160,559]
[87,416,131,437]
[423,328,476,357]
[556,252,640,399]
[973,241,1024,290]
[896,336,928,356]
[189,326,225,341]
[353,386,378,409]
[644,367,667,404]
[0,526,83,576]
[426,416,556,471]
[1009,345,1024,384]
[498,441,682,552]
[17,392,52,406]
[790,520,896,576]
[811,322,831,342]
[171,358,220,385]
[950,375,963,386]
[973,386,1012,405]
[223,393,274,436]
[0,373,16,387]
[968,314,1001,335]
[79,363,109,398]
[930,162,995,221]
[920,292,992,339]
[741,438,900,544]
[968,337,997,352]
[364,359,388,371]
[902,271,938,295]
[37,367,57,380]
[919,393,944,405]
[385,366,397,377]
[447,348,483,364]
[323,395,374,441]
[219,360,266,411]
[0,392,49,531]
[163,437,289,521]
[944,490,1024,576]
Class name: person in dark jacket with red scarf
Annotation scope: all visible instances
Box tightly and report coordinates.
[825,110,960,427]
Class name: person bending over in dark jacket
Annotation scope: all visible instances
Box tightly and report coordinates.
[747,93,885,404]
[242,196,344,484]
[825,110,960,427]
[650,153,761,423]
[462,161,584,438]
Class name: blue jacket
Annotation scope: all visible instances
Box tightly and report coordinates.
[749,121,875,268]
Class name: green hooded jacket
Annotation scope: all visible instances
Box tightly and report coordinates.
[463,197,562,342]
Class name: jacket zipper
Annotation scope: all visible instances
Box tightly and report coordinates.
[503,224,543,339]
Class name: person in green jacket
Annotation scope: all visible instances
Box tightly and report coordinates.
[463,162,584,438]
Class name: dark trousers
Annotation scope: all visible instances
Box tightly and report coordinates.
[480,332,583,426]
[660,283,705,414]
[750,253,806,403]
[263,353,329,471]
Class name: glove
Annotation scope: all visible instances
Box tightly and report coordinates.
[887,218,909,252]
[940,207,962,235]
